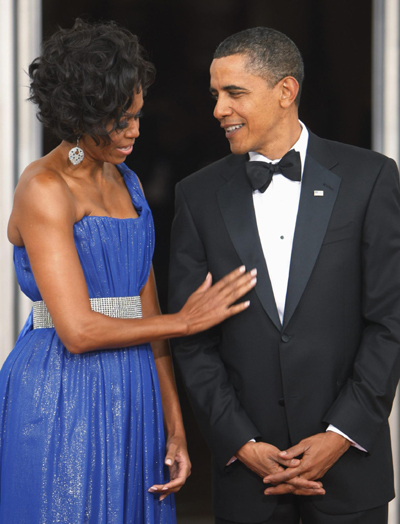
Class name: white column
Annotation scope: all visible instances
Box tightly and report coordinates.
[0,0,17,365]
[373,0,400,159]
[16,0,42,330]
[0,0,41,366]
[372,1,400,522]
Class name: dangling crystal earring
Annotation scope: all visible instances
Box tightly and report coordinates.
[68,136,85,165]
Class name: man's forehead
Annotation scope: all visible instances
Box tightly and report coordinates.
[209,57,269,95]
[210,55,252,87]
[210,54,249,73]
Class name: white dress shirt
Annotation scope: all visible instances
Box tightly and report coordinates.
[247,121,366,452]
[249,123,307,323]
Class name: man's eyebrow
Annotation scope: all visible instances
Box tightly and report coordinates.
[209,85,249,92]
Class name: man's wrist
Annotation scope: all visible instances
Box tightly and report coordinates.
[325,429,352,453]
[226,438,256,466]
[326,424,367,452]
[235,439,257,461]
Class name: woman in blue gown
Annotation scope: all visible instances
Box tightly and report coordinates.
[0,19,255,524]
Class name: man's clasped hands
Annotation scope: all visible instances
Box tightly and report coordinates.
[236,431,351,496]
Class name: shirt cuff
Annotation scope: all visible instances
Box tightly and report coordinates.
[326,424,367,452]
[226,438,256,466]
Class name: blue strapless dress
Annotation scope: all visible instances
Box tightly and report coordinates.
[0,163,176,523]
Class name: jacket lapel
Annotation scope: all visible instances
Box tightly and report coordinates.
[217,157,282,331]
[283,137,342,329]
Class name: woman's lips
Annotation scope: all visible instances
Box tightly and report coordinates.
[116,144,133,155]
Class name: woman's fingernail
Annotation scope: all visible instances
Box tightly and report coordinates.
[148,487,156,492]
[162,486,169,491]
[250,268,257,276]
[165,459,172,465]
[244,300,250,307]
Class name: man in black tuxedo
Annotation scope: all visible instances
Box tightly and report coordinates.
[168,27,400,523]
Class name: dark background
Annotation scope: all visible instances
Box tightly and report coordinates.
[42,1,372,519]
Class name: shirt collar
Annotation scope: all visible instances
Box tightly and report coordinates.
[248,120,309,178]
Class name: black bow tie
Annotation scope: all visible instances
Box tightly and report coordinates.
[245,149,301,193]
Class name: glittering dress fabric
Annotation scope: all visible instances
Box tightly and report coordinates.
[0,163,176,524]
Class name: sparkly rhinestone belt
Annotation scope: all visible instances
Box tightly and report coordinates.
[32,296,142,329]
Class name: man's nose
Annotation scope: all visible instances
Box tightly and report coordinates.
[213,96,233,120]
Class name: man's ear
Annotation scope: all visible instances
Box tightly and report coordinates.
[279,76,299,108]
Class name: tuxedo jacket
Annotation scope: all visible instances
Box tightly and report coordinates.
[168,131,400,522]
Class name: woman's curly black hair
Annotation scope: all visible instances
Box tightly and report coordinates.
[29,19,156,145]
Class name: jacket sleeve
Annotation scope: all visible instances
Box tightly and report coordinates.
[323,157,400,451]
[168,182,261,469]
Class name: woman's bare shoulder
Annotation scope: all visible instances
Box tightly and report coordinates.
[8,158,76,245]
[18,157,68,187]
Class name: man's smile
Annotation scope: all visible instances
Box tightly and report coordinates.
[222,123,245,138]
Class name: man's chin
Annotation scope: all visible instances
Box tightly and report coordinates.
[228,142,248,155]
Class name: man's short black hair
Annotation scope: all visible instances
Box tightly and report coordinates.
[29,18,156,145]
[214,27,304,105]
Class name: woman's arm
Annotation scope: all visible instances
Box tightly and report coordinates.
[141,267,191,499]
[12,170,256,354]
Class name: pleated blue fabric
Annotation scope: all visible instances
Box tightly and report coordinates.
[0,163,176,523]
